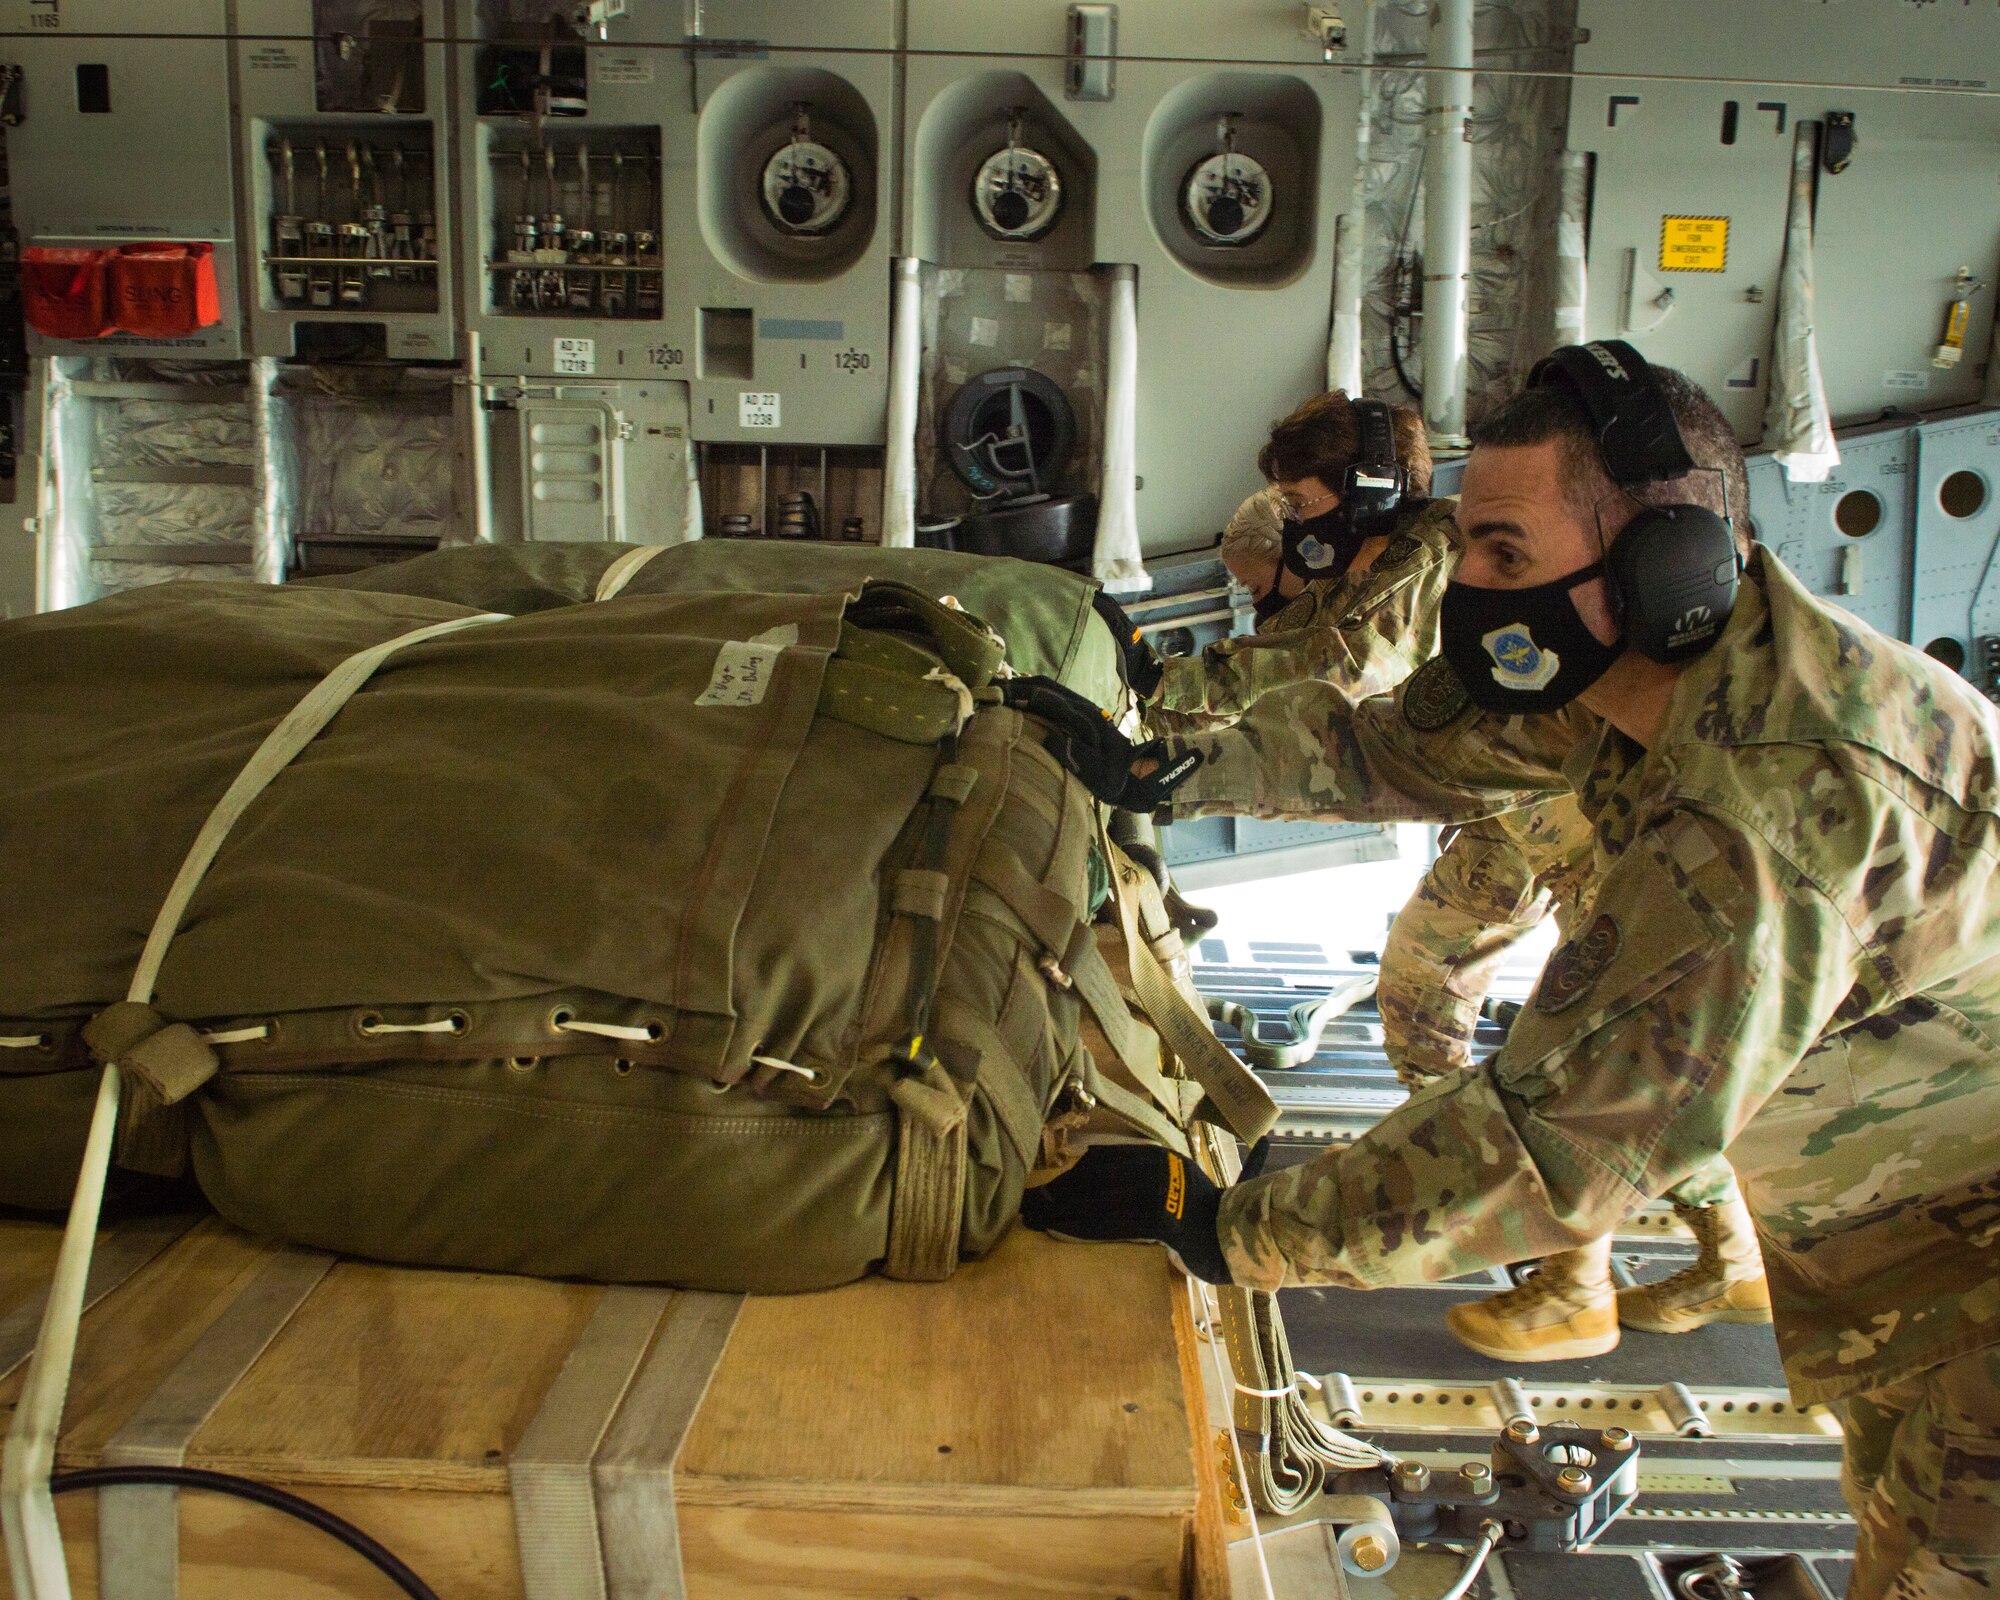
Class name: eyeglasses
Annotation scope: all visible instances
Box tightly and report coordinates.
[1277,488,1340,522]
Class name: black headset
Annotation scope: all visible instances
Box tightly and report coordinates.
[1341,398,1406,535]
[1526,339,1740,663]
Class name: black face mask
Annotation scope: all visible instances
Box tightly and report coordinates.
[1279,509,1368,586]
[1438,560,1624,714]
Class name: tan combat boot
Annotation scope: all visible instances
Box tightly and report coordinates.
[1617,1195,1773,1334]
[1444,1236,1619,1362]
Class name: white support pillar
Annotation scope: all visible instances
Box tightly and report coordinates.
[1420,0,1474,446]
[1328,0,1376,398]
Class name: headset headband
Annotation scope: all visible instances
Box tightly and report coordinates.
[1351,397,1398,477]
[1527,339,1694,488]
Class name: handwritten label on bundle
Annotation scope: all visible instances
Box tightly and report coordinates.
[694,623,800,708]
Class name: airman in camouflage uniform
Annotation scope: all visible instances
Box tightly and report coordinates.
[1144,443,1761,1360]
[1148,494,1457,735]
[1158,474,2000,1596]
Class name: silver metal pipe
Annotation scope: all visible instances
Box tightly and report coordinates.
[1420,0,1475,445]
[1489,1377,1536,1436]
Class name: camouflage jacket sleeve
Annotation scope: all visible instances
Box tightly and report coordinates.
[1150,511,1452,731]
[1159,665,1589,826]
[1215,803,1863,1291]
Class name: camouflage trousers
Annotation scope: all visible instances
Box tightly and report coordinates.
[1841,1343,2000,1599]
[1376,801,1597,1084]
[1378,800,1737,1211]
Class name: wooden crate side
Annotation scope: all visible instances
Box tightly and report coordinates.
[0,1484,521,1600]
[193,1260,603,1493]
[678,1229,1197,1515]
[1172,1275,1233,1600]
[678,1504,1188,1600]
[0,1219,278,1464]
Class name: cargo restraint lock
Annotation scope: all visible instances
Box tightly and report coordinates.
[1287,1419,1641,1582]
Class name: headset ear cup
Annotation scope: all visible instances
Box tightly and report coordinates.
[1609,504,1738,663]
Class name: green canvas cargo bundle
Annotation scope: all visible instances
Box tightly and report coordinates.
[309,537,1126,708]
[0,556,1191,1293]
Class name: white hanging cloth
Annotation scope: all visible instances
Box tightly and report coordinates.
[1094,264,1150,594]
[881,257,923,547]
[680,426,704,542]
[1553,150,1590,350]
[1762,122,1841,485]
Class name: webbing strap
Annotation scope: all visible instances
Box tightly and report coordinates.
[1097,825,1279,1144]
[1073,1051,1192,1157]
[970,840,1087,961]
[1063,928,1186,1128]
[884,1053,968,1281]
[2,610,508,1600]
[511,1287,674,1600]
[595,1291,743,1600]
[98,1247,335,1600]
[0,1215,194,1385]
[593,544,669,601]
[929,999,1043,1173]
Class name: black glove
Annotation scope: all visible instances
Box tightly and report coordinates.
[999,675,1204,812]
[1092,590,1164,700]
[1020,1144,1233,1284]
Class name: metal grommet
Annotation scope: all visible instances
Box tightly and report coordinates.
[705,1077,733,1095]
[507,1056,539,1073]
[357,1012,385,1037]
[644,1021,664,1042]
[549,1007,574,1031]
[612,1059,634,1077]
[447,1011,469,1035]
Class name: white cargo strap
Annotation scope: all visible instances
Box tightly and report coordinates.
[593,543,669,602]
[97,1247,336,1600]
[511,1287,744,1600]
[1096,824,1279,1144]
[2,610,507,1600]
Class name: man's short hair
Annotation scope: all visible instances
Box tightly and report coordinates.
[1259,390,1434,498]
[1469,364,1751,555]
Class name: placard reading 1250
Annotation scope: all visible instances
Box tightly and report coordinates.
[1659,215,1729,274]
[739,392,781,429]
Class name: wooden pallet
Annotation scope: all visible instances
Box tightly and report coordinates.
[0,1213,1228,1599]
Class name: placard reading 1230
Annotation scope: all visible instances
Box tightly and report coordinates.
[1659,215,1729,273]
[739,392,781,429]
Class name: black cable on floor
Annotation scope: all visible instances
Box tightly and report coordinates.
[48,1465,440,1600]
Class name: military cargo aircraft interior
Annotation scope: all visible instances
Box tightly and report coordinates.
[1,3,1997,1598]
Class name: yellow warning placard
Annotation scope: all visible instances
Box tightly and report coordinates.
[1659,215,1730,273]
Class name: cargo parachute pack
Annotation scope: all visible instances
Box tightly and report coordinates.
[0,542,1270,1293]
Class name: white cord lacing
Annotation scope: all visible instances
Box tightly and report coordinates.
[197,1024,269,1046]
[4,1023,274,1049]
[552,1016,660,1043]
[751,1053,822,1082]
[359,1015,465,1037]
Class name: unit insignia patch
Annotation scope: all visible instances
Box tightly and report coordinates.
[1535,914,1622,1014]
[1401,655,1471,731]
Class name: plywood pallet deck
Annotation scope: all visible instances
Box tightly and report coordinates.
[0,1212,1229,1599]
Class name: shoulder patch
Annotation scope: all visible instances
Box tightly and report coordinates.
[1377,532,1422,569]
[1535,914,1621,1013]
[1401,654,1471,731]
